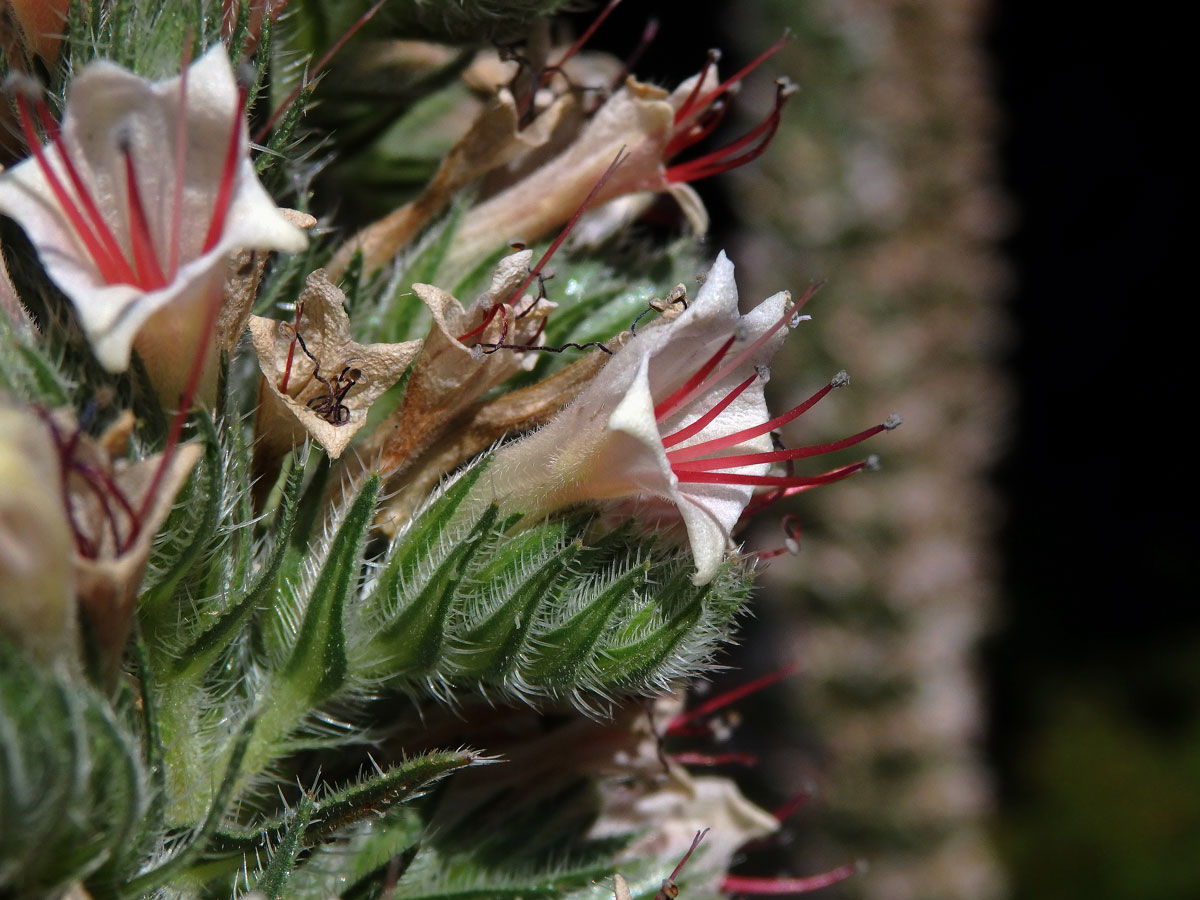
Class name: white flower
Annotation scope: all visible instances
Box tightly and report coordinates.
[0,46,306,396]
[484,252,895,584]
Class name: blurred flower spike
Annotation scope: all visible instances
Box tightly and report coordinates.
[0,46,307,403]
[484,252,900,584]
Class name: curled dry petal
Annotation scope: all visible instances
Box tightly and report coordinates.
[249,270,422,463]
[344,249,557,486]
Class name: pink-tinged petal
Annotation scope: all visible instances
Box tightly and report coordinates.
[0,47,306,390]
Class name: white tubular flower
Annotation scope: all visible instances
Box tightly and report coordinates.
[0,46,307,401]
[485,252,896,585]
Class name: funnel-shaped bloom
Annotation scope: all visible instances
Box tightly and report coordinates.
[0,46,307,401]
[484,252,896,584]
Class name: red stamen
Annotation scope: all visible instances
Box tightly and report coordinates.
[667,81,792,184]
[687,32,790,126]
[653,335,735,422]
[671,422,890,471]
[660,370,759,449]
[122,145,167,288]
[755,513,803,560]
[501,147,629,308]
[721,864,857,896]
[663,100,728,161]
[655,289,815,425]
[666,368,843,463]
[669,751,758,767]
[609,18,659,92]
[772,788,810,823]
[169,39,194,279]
[547,0,623,79]
[674,459,871,488]
[13,95,127,284]
[740,459,871,519]
[656,829,708,900]
[666,664,799,735]
[673,48,722,125]
[32,99,139,284]
[201,82,248,255]
[69,461,123,552]
[252,0,386,144]
[278,301,305,393]
[456,299,507,344]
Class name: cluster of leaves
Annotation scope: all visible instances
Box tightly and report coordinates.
[1,2,754,898]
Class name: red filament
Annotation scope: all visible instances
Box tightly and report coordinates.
[721,864,857,896]
[122,146,168,289]
[201,82,248,254]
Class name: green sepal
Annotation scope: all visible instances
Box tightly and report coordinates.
[366,502,500,677]
[524,561,652,690]
[0,645,148,897]
[167,460,306,682]
[212,749,476,855]
[282,474,381,705]
[366,461,489,607]
[124,711,257,895]
[139,413,222,623]
[253,795,316,899]
[453,538,582,682]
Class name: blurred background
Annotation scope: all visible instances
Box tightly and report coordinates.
[575,1,1193,898]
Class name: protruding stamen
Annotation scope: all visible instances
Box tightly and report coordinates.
[673,48,722,125]
[655,828,709,900]
[609,17,659,92]
[670,420,892,470]
[121,141,167,289]
[667,79,795,183]
[654,334,737,423]
[686,31,791,125]
[665,365,842,461]
[669,751,758,767]
[201,82,249,254]
[660,369,759,449]
[740,459,871,520]
[754,514,804,560]
[663,99,728,160]
[548,0,623,77]
[502,147,629,308]
[721,863,859,896]
[30,96,138,284]
[666,663,799,735]
[278,301,305,393]
[674,458,872,488]
[772,787,811,823]
[10,91,128,285]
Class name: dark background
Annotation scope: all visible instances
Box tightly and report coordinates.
[573,1,1196,897]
